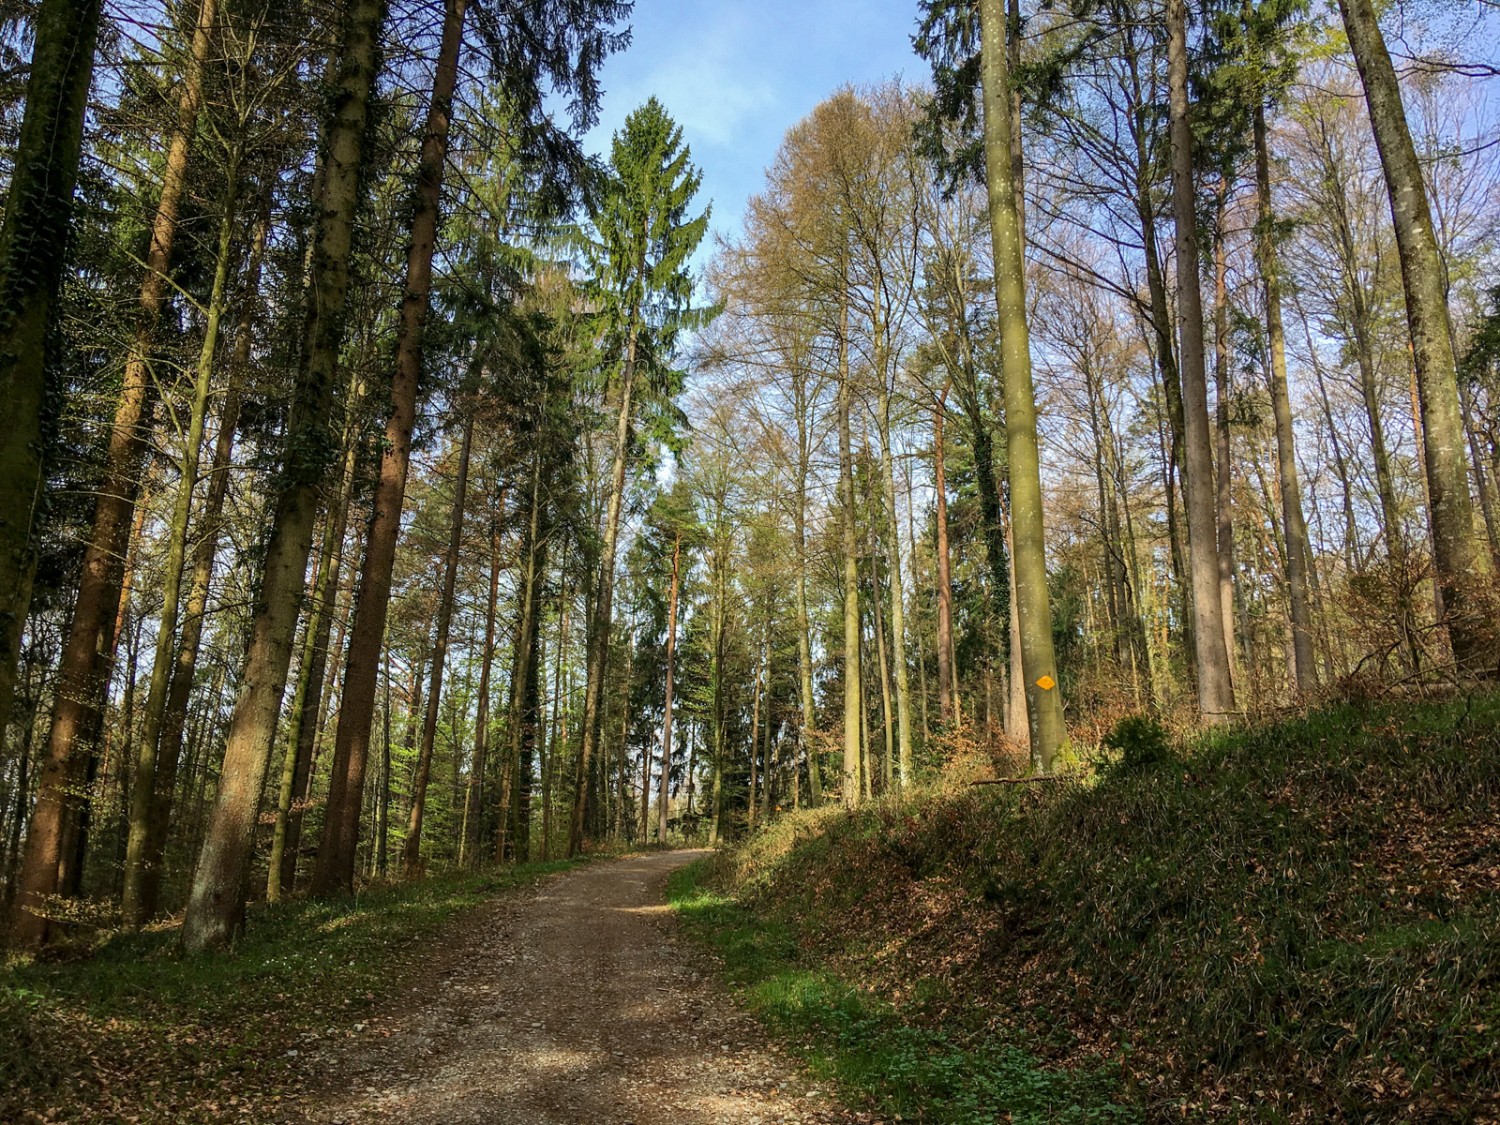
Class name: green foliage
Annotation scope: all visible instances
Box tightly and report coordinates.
[579,96,713,455]
[1099,713,1175,776]
[670,863,1139,1124]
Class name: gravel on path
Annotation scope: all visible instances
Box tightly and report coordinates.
[288,850,868,1125]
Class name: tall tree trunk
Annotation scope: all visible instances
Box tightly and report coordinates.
[568,323,638,856]
[761,631,777,823]
[266,421,358,901]
[792,377,821,805]
[870,558,895,792]
[314,0,467,895]
[1337,0,1495,668]
[933,392,956,725]
[14,0,215,948]
[181,0,388,951]
[979,0,1066,767]
[1315,113,1406,564]
[1212,192,1239,690]
[944,289,1011,731]
[377,650,392,875]
[1295,295,1361,568]
[121,172,240,924]
[503,448,548,864]
[708,545,728,842]
[140,204,266,919]
[1459,376,1500,567]
[0,0,103,762]
[1131,88,1191,638]
[464,508,503,866]
[403,416,472,872]
[1253,106,1317,692]
[748,621,764,828]
[541,595,567,860]
[1166,0,1236,722]
[837,296,862,808]
[657,531,680,844]
[877,389,912,785]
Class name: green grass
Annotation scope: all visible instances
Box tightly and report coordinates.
[686,693,1500,1122]
[669,861,1140,1124]
[1,857,587,1123]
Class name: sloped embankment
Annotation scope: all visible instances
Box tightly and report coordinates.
[685,696,1500,1121]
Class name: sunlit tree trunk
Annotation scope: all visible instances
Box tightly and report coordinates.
[933,392,957,725]
[1337,0,1495,669]
[1211,192,1239,692]
[464,509,503,866]
[870,556,895,791]
[837,295,862,807]
[1253,106,1317,692]
[570,369,634,855]
[121,167,240,925]
[503,446,548,864]
[181,0,388,951]
[0,0,103,769]
[877,388,912,784]
[141,204,267,919]
[14,0,213,948]
[979,0,1065,767]
[266,422,359,901]
[1166,0,1236,722]
[314,0,468,894]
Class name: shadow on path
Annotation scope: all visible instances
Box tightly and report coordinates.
[286,850,864,1125]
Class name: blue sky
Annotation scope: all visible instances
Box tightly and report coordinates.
[583,1,927,261]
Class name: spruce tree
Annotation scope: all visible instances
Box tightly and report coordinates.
[568,98,710,854]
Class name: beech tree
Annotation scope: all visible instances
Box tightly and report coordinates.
[1335,0,1496,670]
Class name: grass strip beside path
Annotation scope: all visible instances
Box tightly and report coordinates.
[2,857,588,1123]
[668,859,1139,1125]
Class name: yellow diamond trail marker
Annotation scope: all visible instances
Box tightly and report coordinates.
[1036,675,1056,691]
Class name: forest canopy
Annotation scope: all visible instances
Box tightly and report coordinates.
[0,0,1497,955]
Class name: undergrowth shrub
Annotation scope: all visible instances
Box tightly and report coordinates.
[1098,714,1174,776]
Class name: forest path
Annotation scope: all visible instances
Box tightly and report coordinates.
[294,850,861,1125]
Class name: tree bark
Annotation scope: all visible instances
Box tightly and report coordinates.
[877,389,912,785]
[403,416,473,872]
[837,295,862,808]
[794,382,821,802]
[933,392,957,725]
[657,531,680,844]
[1253,106,1317,693]
[121,169,239,925]
[464,505,503,866]
[1166,0,1237,722]
[1337,0,1495,669]
[266,422,358,901]
[13,0,214,948]
[181,0,388,951]
[568,324,638,855]
[0,0,103,765]
[503,445,548,864]
[313,0,467,895]
[979,0,1066,767]
[140,204,267,919]
[1211,191,1239,691]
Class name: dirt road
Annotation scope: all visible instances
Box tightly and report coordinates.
[294,850,859,1125]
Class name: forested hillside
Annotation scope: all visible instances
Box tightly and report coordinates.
[0,0,1497,1117]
